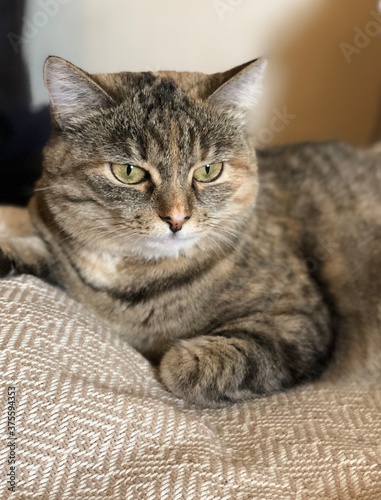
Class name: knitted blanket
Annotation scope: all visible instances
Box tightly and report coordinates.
[1,275,380,499]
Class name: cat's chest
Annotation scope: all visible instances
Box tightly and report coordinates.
[76,250,123,289]
[73,249,222,353]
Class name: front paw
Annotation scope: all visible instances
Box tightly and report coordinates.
[159,336,250,407]
[0,248,13,277]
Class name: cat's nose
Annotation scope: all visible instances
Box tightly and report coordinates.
[160,214,191,233]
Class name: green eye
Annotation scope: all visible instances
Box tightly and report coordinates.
[193,162,223,183]
[111,163,148,184]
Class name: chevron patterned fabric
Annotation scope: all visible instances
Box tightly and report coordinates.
[1,275,380,499]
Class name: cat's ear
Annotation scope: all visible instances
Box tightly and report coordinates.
[44,56,114,129]
[209,58,266,114]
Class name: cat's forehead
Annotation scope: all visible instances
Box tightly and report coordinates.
[92,72,205,132]
[99,71,178,101]
[94,69,227,102]
[84,72,241,164]
[96,71,211,126]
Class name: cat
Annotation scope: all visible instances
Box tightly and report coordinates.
[0,56,380,407]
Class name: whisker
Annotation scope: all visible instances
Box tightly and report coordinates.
[208,222,242,236]
[208,231,236,251]
[60,224,147,248]
[205,221,251,265]
[33,182,70,192]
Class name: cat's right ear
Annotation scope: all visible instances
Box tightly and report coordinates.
[44,56,114,130]
[209,58,267,116]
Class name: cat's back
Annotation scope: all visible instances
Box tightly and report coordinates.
[257,141,381,243]
[257,141,381,352]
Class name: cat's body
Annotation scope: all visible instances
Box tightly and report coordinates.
[1,57,380,406]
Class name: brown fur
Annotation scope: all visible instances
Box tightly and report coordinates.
[0,57,380,407]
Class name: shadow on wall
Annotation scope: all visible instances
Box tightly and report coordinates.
[256,0,381,147]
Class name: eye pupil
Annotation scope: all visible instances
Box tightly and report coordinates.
[205,165,210,175]
[127,165,134,176]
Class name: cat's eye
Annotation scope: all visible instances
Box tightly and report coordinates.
[193,162,223,183]
[110,163,148,185]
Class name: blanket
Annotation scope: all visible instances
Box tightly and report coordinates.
[1,275,380,499]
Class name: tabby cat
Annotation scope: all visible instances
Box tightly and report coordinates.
[1,57,380,407]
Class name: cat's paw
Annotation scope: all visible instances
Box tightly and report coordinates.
[0,236,51,279]
[159,336,251,407]
[0,247,13,277]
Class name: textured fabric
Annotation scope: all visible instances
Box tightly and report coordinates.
[1,275,380,499]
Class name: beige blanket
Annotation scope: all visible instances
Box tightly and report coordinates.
[1,275,380,499]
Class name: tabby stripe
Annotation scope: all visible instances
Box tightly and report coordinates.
[59,196,95,204]
[60,241,221,305]
[216,324,333,392]
[109,258,219,304]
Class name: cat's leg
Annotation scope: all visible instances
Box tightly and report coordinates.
[0,206,51,277]
[159,307,333,407]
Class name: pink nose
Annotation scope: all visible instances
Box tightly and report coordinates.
[160,214,191,233]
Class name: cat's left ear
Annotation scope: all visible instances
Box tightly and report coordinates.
[44,56,114,130]
[209,58,267,114]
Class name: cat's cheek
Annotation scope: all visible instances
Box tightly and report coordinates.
[159,336,248,407]
[232,188,257,208]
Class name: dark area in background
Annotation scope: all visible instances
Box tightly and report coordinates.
[0,0,50,206]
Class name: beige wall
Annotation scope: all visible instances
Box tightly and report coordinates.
[264,0,381,146]
[24,0,381,146]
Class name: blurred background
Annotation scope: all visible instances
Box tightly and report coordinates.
[1,0,381,204]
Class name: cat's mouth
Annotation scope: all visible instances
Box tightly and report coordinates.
[138,233,201,259]
[146,233,199,245]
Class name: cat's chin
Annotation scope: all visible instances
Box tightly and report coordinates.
[130,234,200,261]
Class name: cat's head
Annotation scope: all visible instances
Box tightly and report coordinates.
[40,56,266,260]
